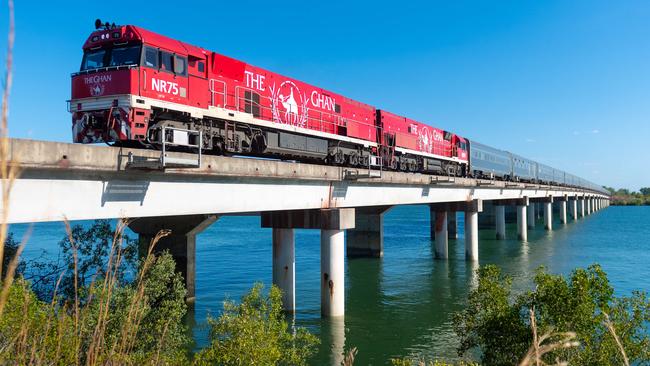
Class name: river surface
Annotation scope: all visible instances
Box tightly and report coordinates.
[10,205,650,365]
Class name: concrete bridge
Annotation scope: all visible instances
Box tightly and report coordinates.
[1,139,610,317]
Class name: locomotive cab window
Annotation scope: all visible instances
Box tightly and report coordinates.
[174,55,188,76]
[143,47,158,68]
[443,131,452,141]
[81,49,106,70]
[109,45,141,67]
[160,51,174,73]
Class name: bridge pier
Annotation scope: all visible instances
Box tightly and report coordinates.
[587,198,591,215]
[129,214,218,303]
[516,198,529,241]
[433,210,448,259]
[321,229,345,317]
[527,202,536,229]
[542,197,553,230]
[580,198,585,218]
[262,208,354,317]
[571,197,578,221]
[272,228,295,312]
[559,196,568,224]
[464,200,482,261]
[495,204,506,240]
[447,211,458,239]
[346,206,391,258]
[430,201,482,260]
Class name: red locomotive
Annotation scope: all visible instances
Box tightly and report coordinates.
[70,20,468,175]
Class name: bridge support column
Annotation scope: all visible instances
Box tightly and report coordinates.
[433,211,448,259]
[272,228,295,312]
[495,204,506,240]
[527,202,536,229]
[129,214,218,303]
[464,200,482,261]
[560,197,568,224]
[543,197,553,230]
[516,198,529,241]
[346,206,391,258]
[262,208,354,317]
[580,198,585,218]
[587,198,592,215]
[571,198,578,221]
[321,229,345,317]
[431,201,481,260]
[448,211,458,239]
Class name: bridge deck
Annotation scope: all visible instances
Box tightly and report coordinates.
[2,139,607,224]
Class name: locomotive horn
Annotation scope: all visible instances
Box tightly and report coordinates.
[94,19,102,29]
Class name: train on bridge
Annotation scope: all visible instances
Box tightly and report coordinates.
[69,20,605,194]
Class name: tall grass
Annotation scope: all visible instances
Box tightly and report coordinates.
[0,0,19,318]
[0,3,183,363]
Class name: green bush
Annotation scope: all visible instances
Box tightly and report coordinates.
[0,251,189,365]
[194,283,319,366]
[454,264,650,365]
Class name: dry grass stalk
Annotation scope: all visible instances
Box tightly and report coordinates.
[342,346,358,366]
[0,0,15,274]
[0,0,21,320]
[603,311,630,366]
[519,307,580,366]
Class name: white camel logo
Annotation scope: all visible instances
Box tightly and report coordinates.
[279,88,299,124]
[419,128,433,153]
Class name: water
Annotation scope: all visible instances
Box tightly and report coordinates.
[9,206,650,365]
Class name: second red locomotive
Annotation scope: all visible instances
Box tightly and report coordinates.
[70,21,469,176]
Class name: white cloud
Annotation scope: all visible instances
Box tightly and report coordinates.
[525,138,535,143]
[592,129,600,134]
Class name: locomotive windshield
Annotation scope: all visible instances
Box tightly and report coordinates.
[81,44,142,71]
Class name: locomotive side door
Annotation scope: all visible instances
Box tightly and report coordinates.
[188,55,209,108]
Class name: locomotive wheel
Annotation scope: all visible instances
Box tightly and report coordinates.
[409,160,417,172]
[348,153,360,166]
[399,160,408,171]
[330,149,345,165]
[360,156,369,167]
[390,159,398,170]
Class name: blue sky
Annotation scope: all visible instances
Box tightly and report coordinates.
[0,0,648,190]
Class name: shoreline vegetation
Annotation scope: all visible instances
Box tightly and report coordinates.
[3,221,650,365]
[605,187,650,206]
[1,3,648,365]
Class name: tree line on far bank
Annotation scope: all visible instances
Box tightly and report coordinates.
[604,187,650,206]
